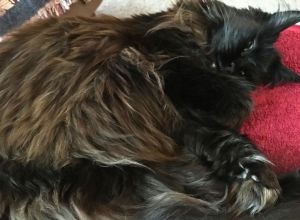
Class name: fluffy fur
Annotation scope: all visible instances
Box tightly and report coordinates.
[0,0,300,219]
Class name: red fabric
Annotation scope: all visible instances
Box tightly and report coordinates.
[241,25,300,174]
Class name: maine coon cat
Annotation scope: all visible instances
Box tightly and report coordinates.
[0,0,300,219]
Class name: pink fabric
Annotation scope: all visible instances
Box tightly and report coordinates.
[241,25,300,173]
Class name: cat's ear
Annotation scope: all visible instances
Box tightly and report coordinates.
[257,11,300,44]
[248,7,271,22]
[269,11,300,33]
[192,0,230,27]
[271,63,300,85]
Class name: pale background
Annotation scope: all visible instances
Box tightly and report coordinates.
[96,0,300,17]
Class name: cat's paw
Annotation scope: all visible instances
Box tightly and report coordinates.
[227,155,280,215]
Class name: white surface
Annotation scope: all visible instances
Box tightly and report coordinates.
[222,0,300,13]
[96,0,300,18]
[96,0,177,18]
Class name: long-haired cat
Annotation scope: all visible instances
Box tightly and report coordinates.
[0,0,300,219]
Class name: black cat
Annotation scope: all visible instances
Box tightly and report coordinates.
[0,0,300,219]
[131,1,300,216]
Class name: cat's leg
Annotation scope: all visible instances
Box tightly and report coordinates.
[178,121,280,215]
[134,167,226,220]
[164,62,255,130]
[164,60,279,214]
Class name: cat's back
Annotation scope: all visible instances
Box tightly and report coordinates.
[0,15,177,168]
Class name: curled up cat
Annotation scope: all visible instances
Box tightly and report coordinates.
[0,0,300,219]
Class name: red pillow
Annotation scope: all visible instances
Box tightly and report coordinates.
[241,25,300,174]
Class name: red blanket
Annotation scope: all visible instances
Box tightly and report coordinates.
[241,25,300,174]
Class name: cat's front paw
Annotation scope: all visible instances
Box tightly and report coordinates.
[228,155,281,215]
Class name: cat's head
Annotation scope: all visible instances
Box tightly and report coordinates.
[184,0,300,85]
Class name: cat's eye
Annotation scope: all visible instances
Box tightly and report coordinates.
[241,71,246,76]
[211,62,216,68]
[241,40,256,56]
[246,41,255,50]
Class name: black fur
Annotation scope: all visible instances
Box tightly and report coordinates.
[1,0,300,219]
[134,0,300,217]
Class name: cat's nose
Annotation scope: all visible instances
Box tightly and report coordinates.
[224,62,236,73]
